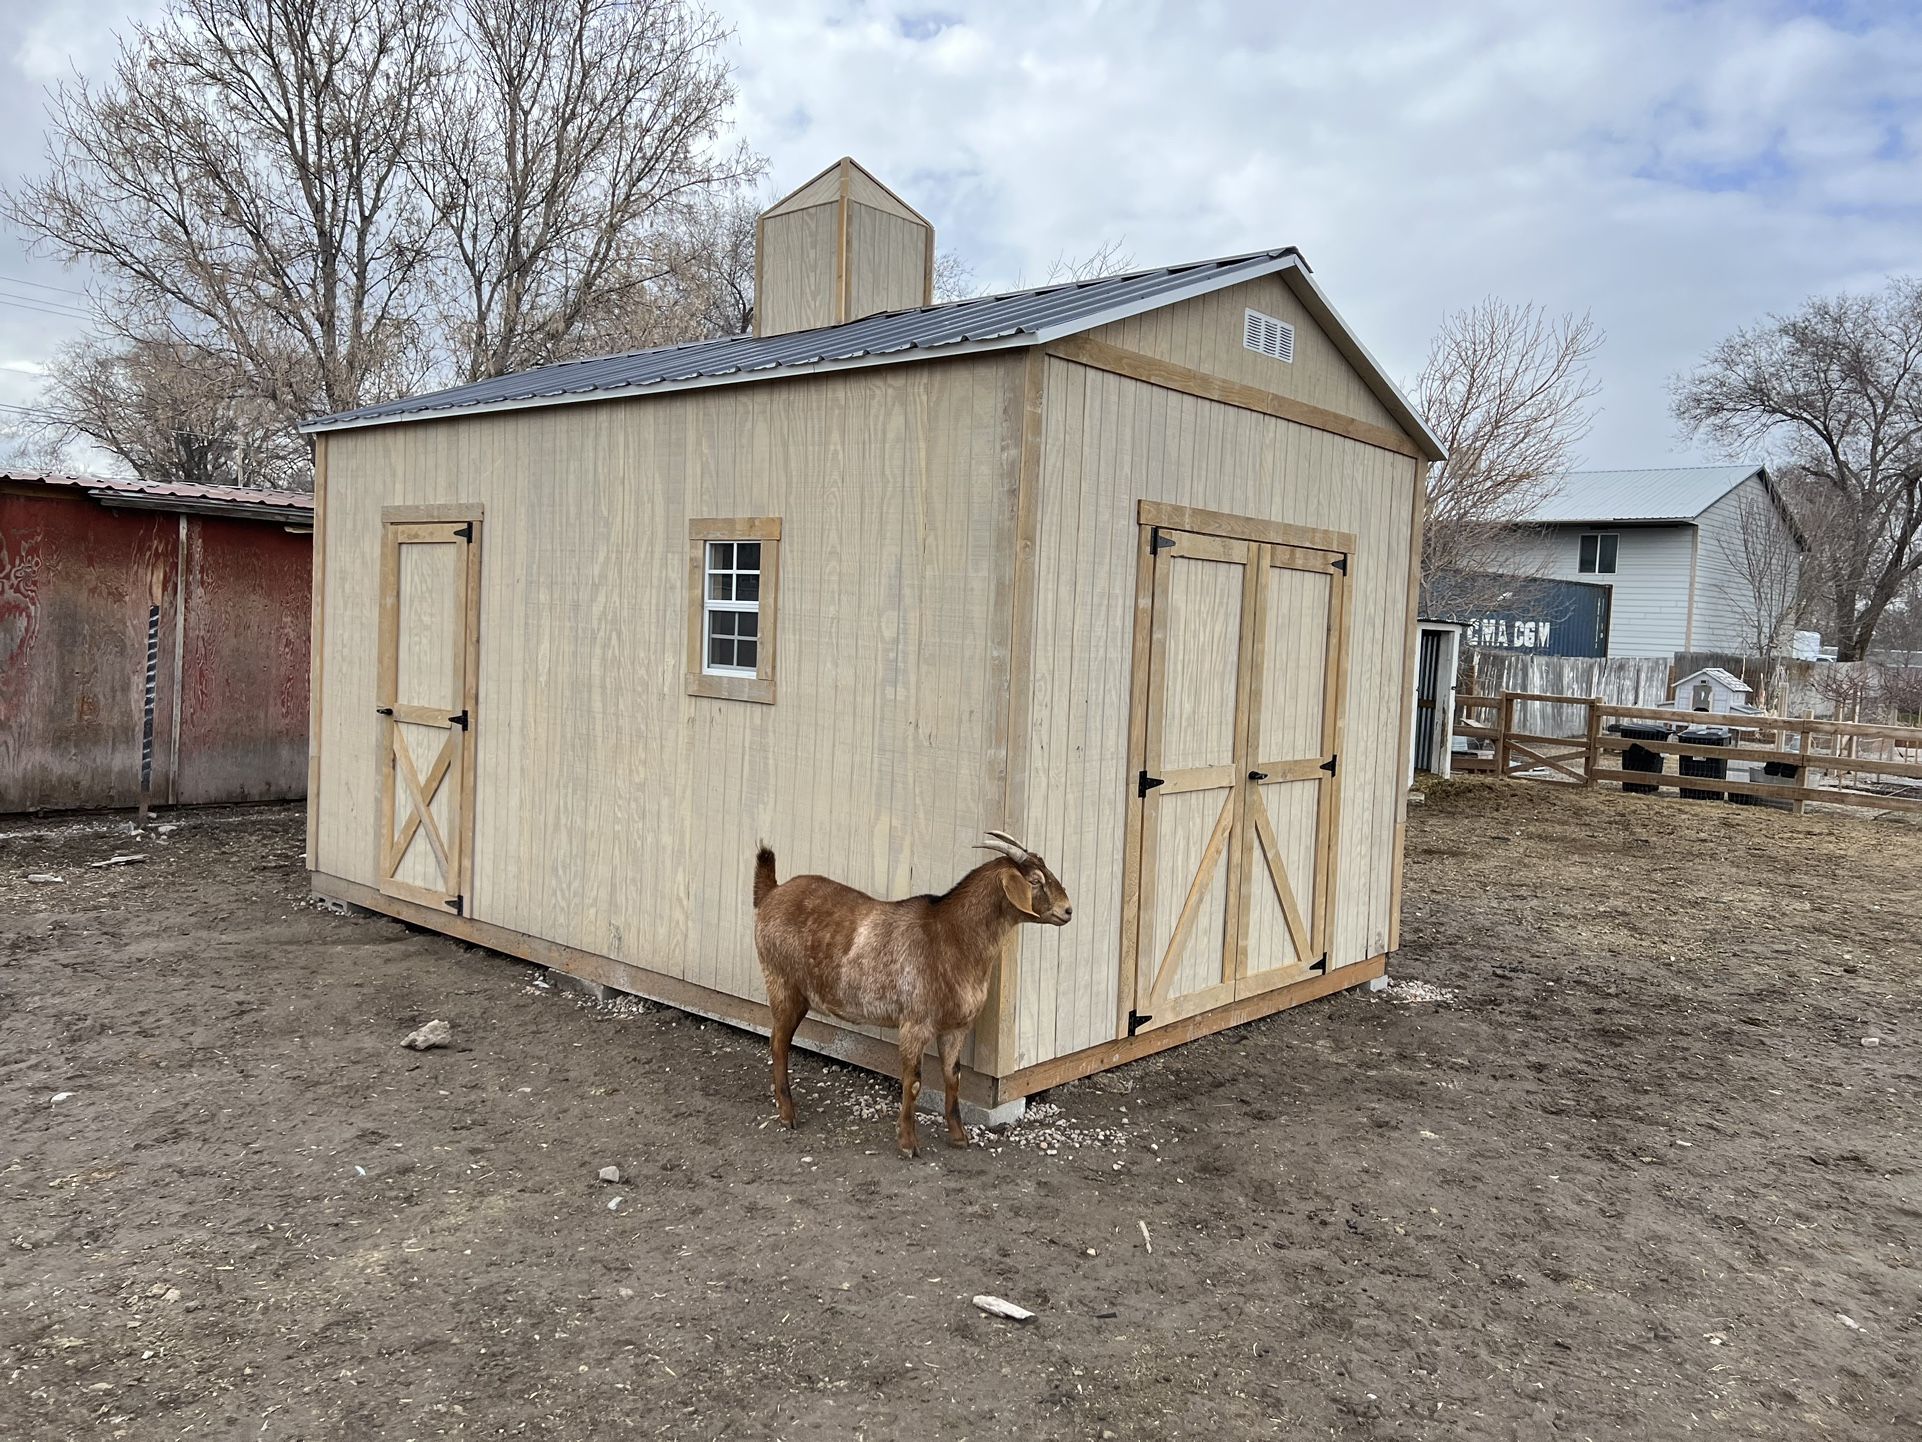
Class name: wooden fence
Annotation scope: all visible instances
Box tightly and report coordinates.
[1453,691,1922,815]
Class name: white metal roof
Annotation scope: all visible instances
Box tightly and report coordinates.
[1522,466,1763,524]
[302,249,1447,460]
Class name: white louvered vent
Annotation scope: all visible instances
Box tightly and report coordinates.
[1244,308,1294,363]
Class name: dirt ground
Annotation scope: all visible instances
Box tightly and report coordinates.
[3,781,1919,1441]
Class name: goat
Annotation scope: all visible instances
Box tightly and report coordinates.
[751,831,1072,1156]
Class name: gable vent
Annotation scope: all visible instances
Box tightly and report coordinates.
[1244,308,1294,363]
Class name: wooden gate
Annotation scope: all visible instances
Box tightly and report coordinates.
[375,506,482,913]
[1122,503,1352,1034]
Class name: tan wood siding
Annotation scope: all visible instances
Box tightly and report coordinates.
[1088,275,1401,432]
[319,357,1025,1034]
[845,164,926,225]
[1012,356,1414,1068]
[762,166,843,216]
[756,203,841,336]
[846,202,930,321]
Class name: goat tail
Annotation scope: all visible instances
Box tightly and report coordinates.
[753,845,778,907]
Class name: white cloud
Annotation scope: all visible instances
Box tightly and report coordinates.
[726,0,1922,466]
[2,0,1920,471]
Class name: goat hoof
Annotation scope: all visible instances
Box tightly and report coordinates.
[898,1142,918,1159]
[945,1130,970,1149]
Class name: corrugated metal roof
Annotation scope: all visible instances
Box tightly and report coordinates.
[1523,466,1762,524]
[305,249,1301,431]
[2,469,314,516]
[299,249,1448,461]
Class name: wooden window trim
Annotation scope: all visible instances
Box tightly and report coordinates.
[686,516,781,704]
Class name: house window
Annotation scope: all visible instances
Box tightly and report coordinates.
[1579,532,1618,574]
[687,517,780,703]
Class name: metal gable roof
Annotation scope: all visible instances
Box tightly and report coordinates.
[301,248,1447,460]
[1522,466,1764,525]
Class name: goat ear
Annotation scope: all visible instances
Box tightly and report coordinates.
[999,867,1039,916]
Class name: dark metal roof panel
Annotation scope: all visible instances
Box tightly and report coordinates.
[305,250,1301,430]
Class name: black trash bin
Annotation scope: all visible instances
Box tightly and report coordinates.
[1611,721,1670,794]
[1678,726,1732,801]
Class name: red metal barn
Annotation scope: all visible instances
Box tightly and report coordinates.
[0,471,313,813]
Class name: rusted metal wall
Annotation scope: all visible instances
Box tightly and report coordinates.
[175,516,311,804]
[0,487,309,813]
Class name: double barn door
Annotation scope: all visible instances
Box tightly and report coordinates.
[375,506,483,913]
[1125,505,1353,1033]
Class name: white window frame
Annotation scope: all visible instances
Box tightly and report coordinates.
[1579,532,1619,575]
[701,540,763,678]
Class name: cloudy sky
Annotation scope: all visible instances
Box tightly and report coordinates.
[3,0,1920,468]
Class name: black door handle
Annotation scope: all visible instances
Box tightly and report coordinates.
[1248,770,1268,782]
[375,706,394,716]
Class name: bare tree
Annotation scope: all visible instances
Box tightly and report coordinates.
[932,250,980,303]
[4,0,757,486]
[38,336,305,488]
[1415,300,1602,584]
[4,0,442,436]
[1713,486,1807,671]
[420,0,755,379]
[1042,238,1134,284]
[1674,279,1922,661]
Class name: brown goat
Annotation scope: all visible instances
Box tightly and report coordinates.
[752,832,1072,1155]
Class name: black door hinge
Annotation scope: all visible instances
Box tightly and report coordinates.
[1150,527,1176,553]
[1248,769,1269,782]
[1311,954,1327,973]
[1128,1009,1153,1036]
[447,894,464,916]
[453,522,474,541]
[1320,755,1338,775]
[1138,770,1166,798]
[448,709,469,729]
[375,706,394,717]
[1331,555,1348,574]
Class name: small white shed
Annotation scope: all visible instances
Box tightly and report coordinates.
[1669,667,1754,715]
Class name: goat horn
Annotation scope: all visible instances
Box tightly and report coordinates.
[984,829,1033,857]
[974,838,1026,862]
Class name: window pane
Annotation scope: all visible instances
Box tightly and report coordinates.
[710,610,736,638]
[737,612,759,639]
[1579,534,1597,572]
[1599,535,1618,573]
[708,541,733,572]
[736,639,757,671]
[736,571,759,602]
[737,542,760,571]
[708,635,731,668]
[708,572,732,601]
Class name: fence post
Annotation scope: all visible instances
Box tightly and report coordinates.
[1792,722,1813,816]
[1495,691,1514,779]
[1584,697,1603,785]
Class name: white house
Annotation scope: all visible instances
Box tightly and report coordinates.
[1490,466,1802,658]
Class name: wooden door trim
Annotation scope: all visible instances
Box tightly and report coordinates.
[375,504,483,913]
[1139,499,1356,557]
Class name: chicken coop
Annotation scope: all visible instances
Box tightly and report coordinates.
[303,157,1445,1112]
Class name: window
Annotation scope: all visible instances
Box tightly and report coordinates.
[687,517,780,703]
[1243,307,1295,363]
[1578,532,1618,574]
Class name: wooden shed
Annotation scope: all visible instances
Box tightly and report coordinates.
[302,158,1446,1113]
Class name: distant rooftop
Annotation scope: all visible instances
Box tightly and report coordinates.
[1520,465,1764,524]
[2,469,313,522]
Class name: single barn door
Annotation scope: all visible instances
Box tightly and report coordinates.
[1122,508,1352,1034]
[1236,543,1350,997]
[375,508,482,914]
[1129,527,1259,1031]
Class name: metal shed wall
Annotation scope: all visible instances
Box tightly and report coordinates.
[0,488,310,813]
